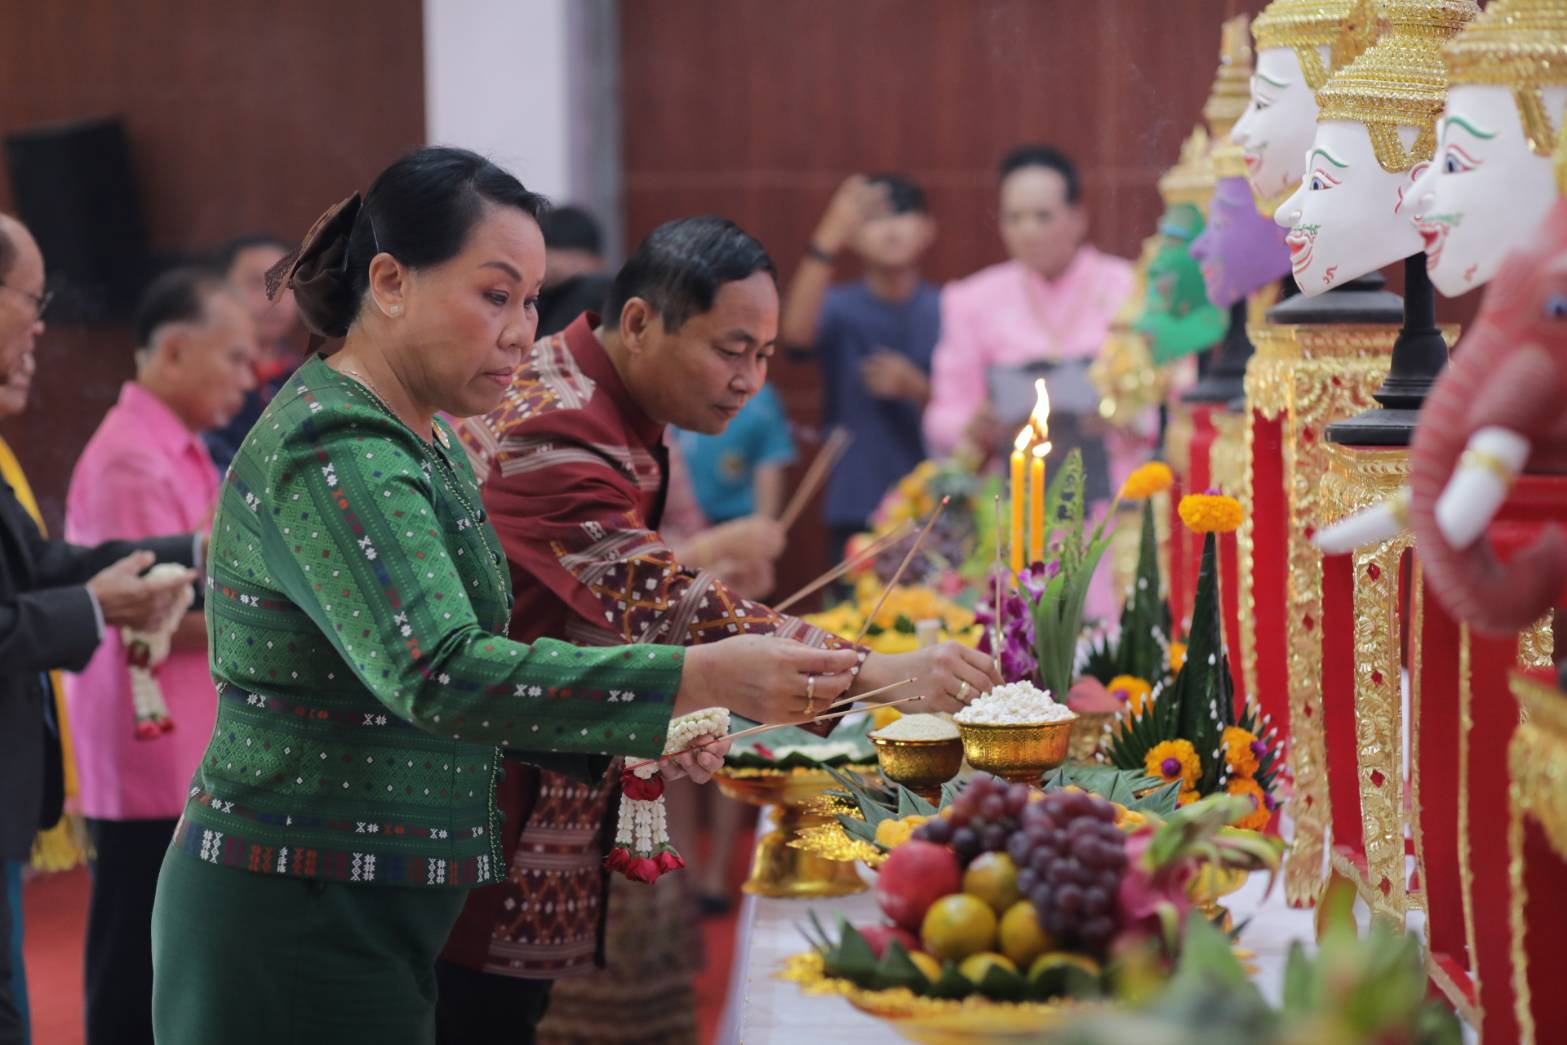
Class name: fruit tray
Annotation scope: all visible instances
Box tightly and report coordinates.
[780,950,1081,1045]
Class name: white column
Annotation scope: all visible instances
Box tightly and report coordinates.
[423,0,573,200]
[422,0,622,256]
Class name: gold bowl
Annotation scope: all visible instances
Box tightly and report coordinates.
[957,719,1075,783]
[1066,711,1117,762]
[871,734,964,802]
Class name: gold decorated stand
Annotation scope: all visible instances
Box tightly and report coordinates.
[1243,323,1394,906]
[716,766,877,898]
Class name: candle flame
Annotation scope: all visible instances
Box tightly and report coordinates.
[1013,425,1033,453]
[1032,441,1052,460]
[1031,378,1051,439]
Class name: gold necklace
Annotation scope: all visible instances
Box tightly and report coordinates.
[337,363,452,450]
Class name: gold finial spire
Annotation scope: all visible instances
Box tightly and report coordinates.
[1444,0,1567,155]
[1251,0,1381,91]
[1316,0,1480,173]
[1204,15,1256,143]
[1158,126,1216,212]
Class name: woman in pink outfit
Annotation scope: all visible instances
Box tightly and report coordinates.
[923,146,1141,618]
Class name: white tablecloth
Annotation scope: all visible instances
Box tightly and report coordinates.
[717,827,1318,1044]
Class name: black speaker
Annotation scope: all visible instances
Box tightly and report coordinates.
[4,116,151,322]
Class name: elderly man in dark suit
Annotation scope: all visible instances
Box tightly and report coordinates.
[0,213,199,1045]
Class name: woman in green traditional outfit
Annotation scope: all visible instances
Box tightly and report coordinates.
[149,148,857,1044]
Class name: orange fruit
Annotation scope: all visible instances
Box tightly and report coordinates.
[920,894,998,961]
[961,852,1020,913]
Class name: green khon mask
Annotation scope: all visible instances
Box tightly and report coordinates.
[1135,202,1228,365]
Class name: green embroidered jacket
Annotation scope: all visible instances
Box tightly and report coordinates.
[172,358,684,887]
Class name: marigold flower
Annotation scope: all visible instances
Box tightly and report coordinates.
[1177,790,1200,806]
[1222,726,1260,778]
[1119,461,1175,500]
[1107,674,1154,716]
[1145,739,1201,790]
[1178,493,1245,534]
[1226,777,1271,831]
[1168,641,1188,673]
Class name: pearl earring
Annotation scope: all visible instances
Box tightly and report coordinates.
[388,304,402,317]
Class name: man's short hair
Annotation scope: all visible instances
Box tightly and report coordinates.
[134,266,229,349]
[539,205,604,255]
[603,217,775,332]
[0,215,17,283]
[865,174,928,215]
[998,145,1082,205]
[217,233,289,274]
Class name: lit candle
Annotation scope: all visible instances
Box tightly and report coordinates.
[1026,378,1052,564]
[1029,442,1051,564]
[1009,426,1030,574]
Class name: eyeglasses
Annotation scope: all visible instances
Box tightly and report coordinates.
[0,282,53,321]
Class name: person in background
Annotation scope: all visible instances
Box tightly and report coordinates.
[536,205,613,338]
[922,145,1134,466]
[921,147,1137,617]
[780,174,938,562]
[673,380,795,528]
[64,267,256,1045]
[203,235,302,473]
[0,214,200,1045]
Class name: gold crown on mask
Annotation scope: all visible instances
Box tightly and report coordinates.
[1204,15,1256,143]
[1158,126,1216,212]
[1316,0,1481,173]
[1251,0,1380,91]
[1444,0,1567,156]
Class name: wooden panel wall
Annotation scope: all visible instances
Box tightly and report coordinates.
[0,0,425,530]
[620,0,1276,589]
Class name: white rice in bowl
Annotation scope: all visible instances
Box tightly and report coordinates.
[953,681,1076,726]
[870,713,960,742]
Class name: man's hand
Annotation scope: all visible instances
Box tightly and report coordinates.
[963,400,1010,459]
[861,350,930,404]
[87,552,197,633]
[812,176,893,256]
[711,557,776,600]
[705,515,786,563]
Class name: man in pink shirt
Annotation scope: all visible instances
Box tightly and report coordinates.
[64,266,256,1045]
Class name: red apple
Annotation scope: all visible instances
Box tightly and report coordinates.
[858,923,919,959]
[876,840,962,933]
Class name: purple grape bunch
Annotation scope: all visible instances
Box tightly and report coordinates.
[913,777,1129,958]
[910,772,1031,865]
[1017,790,1127,956]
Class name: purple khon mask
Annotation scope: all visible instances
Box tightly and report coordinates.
[1188,176,1291,309]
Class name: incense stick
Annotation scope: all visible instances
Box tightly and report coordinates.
[850,497,949,650]
[779,428,852,531]
[818,676,916,714]
[772,519,914,613]
[991,493,1005,676]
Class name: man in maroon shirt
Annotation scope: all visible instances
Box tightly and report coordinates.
[439,217,998,1040]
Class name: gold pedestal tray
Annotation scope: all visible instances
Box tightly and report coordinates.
[1066,712,1115,763]
[717,765,878,898]
[781,951,1077,1045]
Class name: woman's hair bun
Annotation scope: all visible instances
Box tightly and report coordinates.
[265,193,363,339]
